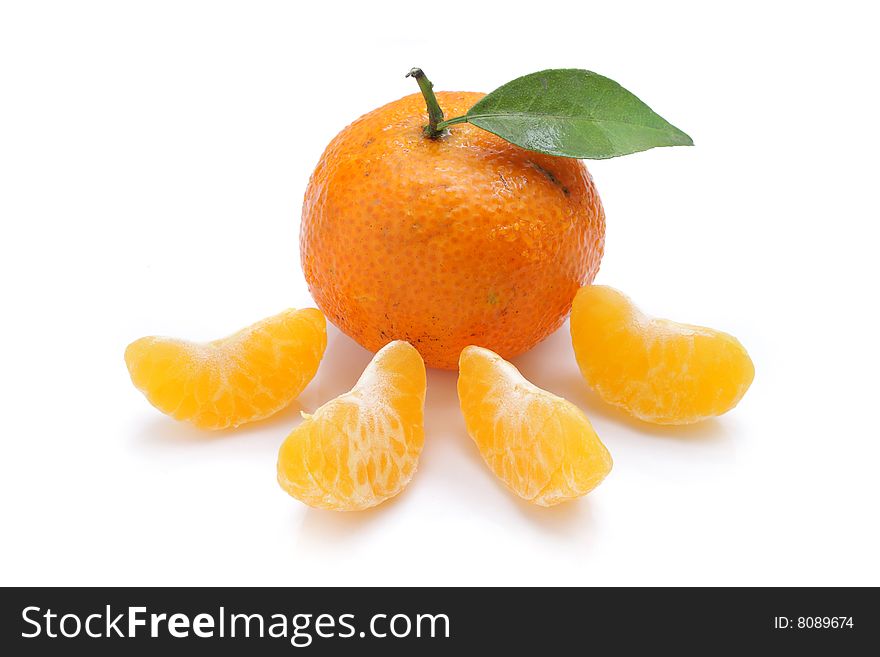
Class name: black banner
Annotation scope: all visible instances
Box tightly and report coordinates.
[1,587,875,654]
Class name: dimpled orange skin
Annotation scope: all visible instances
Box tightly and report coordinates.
[301,91,605,369]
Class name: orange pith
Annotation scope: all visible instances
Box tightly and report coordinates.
[301,91,605,369]
[125,308,326,430]
[457,346,612,506]
[570,286,754,425]
[277,340,426,511]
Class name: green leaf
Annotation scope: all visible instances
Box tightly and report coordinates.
[463,69,693,159]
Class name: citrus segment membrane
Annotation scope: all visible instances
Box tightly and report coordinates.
[125,308,326,430]
[277,340,426,511]
[570,285,754,425]
[457,346,612,506]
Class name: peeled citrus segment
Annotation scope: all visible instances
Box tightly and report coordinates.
[277,340,426,511]
[125,308,326,430]
[570,285,754,425]
[457,346,612,507]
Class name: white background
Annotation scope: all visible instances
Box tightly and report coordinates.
[2,0,878,586]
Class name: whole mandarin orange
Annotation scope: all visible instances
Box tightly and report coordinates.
[300,91,605,369]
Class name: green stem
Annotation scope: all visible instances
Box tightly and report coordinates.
[406,68,449,138]
[436,115,468,130]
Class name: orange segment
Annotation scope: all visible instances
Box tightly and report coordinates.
[457,346,612,507]
[277,340,426,511]
[570,285,754,424]
[125,308,326,430]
